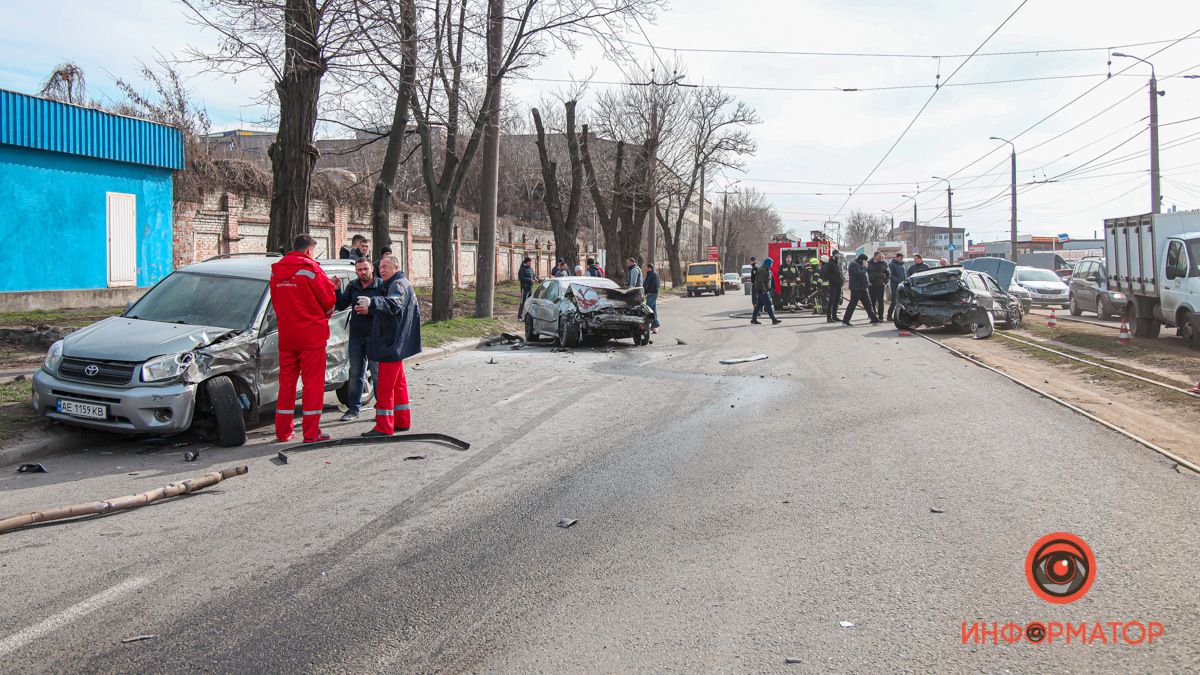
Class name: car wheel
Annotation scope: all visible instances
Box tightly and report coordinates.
[1069,295,1082,316]
[1095,297,1108,320]
[1182,313,1200,350]
[561,319,583,348]
[525,314,537,342]
[1128,310,1161,339]
[687,289,694,297]
[204,375,246,447]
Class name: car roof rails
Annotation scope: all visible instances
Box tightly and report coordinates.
[202,252,284,262]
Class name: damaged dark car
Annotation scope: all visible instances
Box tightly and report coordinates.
[32,255,358,446]
[523,277,655,346]
[893,265,1023,339]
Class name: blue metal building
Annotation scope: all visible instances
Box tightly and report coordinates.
[0,88,183,302]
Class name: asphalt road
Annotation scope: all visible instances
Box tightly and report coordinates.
[1,291,1197,672]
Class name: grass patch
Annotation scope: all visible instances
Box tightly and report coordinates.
[0,308,122,328]
[422,317,513,349]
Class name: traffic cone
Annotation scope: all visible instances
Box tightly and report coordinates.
[1118,320,1132,345]
[1047,306,1058,327]
[898,329,912,337]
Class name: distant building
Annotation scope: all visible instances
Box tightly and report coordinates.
[0,88,183,309]
[888,221,966,261]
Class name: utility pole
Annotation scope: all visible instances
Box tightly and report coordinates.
[1113,52,1162,213]
[990,136,1018,261]
[474,0,503,318]
[720,188,730,261]
[933,176,954,263]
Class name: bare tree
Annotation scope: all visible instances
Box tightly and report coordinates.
[658,87,758,285]
[532,99,585,272]
[39,62,88,105]
[842,210,890,250]
[409,0,662,321]
[720,187,782,268]
[181,0,374,252]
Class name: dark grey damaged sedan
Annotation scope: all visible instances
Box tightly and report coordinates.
[32,255,360,446]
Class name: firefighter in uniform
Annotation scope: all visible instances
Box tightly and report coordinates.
[360,254,422,437]
[778,255,801,310]
[270,233,337,443]
[811,257,828,315]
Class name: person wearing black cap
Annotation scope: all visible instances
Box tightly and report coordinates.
[843,253,880,325]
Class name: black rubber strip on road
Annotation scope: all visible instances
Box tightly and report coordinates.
[287,433,471,453]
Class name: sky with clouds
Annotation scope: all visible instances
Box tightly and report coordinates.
[3,0,1199,243]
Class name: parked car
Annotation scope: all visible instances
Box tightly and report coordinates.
[960,257,1030,312]
[740,264,753,284]
[523,276,654,347]
[722,272,742,291]
[894,266,1023,338]
[1055,268,1073,281]
[32,255,359,446]
[1014,266,1071,309]
[1068,257,1128,319]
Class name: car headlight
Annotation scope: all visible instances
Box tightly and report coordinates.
[141,352,195,382]
[43,340,64,373]
[1111,292,1125,299]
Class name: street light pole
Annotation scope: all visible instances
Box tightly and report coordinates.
[1113,52,1162,213]
[933,176,954,263]
[990,136,1018,261]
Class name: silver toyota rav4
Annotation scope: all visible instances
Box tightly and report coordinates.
[32,254,360,446]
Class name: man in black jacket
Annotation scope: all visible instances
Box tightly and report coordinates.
[778,255,800,309]
[908,254,931,276]
[518,257,537,319]
[843,254,880,326]
[823,251,844,323]
[334,258,383,421]
[866,251,890,320]
[749,256,760,308]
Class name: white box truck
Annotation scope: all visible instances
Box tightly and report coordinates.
[1104,211,1200,347]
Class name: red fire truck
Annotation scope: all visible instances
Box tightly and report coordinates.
[768,233,833,296]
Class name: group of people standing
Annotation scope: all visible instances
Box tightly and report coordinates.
[747,249,933,327]
[269,233,421,444]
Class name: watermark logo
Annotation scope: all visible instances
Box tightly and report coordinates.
[1025,532,1095,604]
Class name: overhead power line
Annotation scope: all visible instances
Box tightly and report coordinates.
[623,35,1200,60]
[830,0,1031,219]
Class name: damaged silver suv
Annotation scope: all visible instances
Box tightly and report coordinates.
[32,255,357,446]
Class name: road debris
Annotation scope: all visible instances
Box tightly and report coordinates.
[183,451,200,462]
[719,354,768,365]
[676,338,687,345]
[929,507,945,514]
[551,347,571,353]
[0,465,249,534]
[276,451,289,464]
[479,332,524,348]
[486,356,497,364]
[295,433,470,453]
[404,455,426,461]
[784,657,802,665]
[121,635,157,644]
[556,518,578,528]
[16,463,47,474]
[839,621,855,628]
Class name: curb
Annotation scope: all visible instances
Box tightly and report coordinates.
[407,338,480,366]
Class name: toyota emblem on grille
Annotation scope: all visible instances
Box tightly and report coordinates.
[83,364,100,377]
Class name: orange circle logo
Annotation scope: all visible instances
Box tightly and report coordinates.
[1026,532,1096,604]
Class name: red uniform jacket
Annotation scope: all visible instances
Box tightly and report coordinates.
[270,252,336,350]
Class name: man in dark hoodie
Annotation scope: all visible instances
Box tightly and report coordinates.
[334,257,382,421]
[866,251,890,320]
[843,253,880,326]
[751,257,783,325]
[887,252,907,321]
[823,251,844,323]
[908,254,931,275]
[360,255,422,436]
[749,257,760,308]
[269,233,337,443]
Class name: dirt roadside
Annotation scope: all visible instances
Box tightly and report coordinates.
[934,329,1200,467]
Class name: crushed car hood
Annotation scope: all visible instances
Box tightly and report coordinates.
[566,282,648,311]
[961,258,1016,289]
[63,317,237,362]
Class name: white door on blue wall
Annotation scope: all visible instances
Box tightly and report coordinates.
[106,192,137,287]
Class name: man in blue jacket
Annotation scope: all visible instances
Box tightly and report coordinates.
[843,253,880,326]
[334,257,383,421]
[887,252,907,321]
[360,255,422,437]
[643,263,661,333]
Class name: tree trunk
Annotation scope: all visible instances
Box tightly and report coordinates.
[532,102,582,272]
[369,0,417,253]
[580,131,624,280]
[429,202,456,322]
[474,0,503,318]
[266,0,326,254]
[657,204,684,286]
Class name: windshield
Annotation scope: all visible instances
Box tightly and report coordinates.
[689,264,718,275]
[1016,269,1062,283]
[127,272,267,330]
[723,273,739,281]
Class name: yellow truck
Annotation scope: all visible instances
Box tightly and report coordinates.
[685,261,724,297]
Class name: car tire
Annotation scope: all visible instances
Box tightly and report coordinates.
[1096,297,1109,320]
[687,290,694,297]
[525,314,537,342]
[561,319,583,348]
[335,370,373,407]
[1061,303,1070,310]
[1129,314,1161,339]
[1182,313,1200,350]
[1069,295,1083,316]
[204,375,246,447]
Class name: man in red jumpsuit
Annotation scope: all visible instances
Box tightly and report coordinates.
[360,254,422,436]
[270,233,337,442]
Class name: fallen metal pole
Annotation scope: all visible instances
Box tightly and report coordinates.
[0,465,249,535]
[292,433,471,453]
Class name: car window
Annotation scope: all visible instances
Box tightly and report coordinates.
[533,280,551,299]
[260,305,278,335]
[125,272,267,330]
[1166,240,1187,279]
[1187,239,1200,277]
[1073,262,1091,279]
[966,274,985,291]
[984,276,1004,294]
[1097,263,1107,280]
[545,282,561,302]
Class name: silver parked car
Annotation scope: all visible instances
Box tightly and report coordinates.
[1014,266,1071,309]
[32,255,359,446]
[522,276,654,347]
